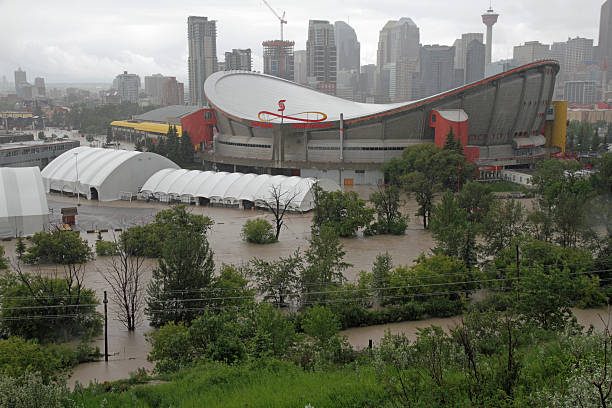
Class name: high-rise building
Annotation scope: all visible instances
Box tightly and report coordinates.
[34,77,45,97]
[145,74,167,104]
[418,45,455,98]
[565,80,597,105]
[294,50,307,84]
[376,17,420,101]
[115,71,141,103]
[599,0,612,72]
[262,40,295,81]
[481,7,499,64]
[161,77,185,106]
[465,40,486,84]
[188,16,218,106]
[564,37,594,73]
[359,64,377,101]
[513,41,551,65]
[334,21,360,72]
[453,33,484,84]
[224,49,252,71]
[306,20,337,94]
[14,68,27,97]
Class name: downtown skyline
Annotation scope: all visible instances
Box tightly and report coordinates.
[0,0,606,83]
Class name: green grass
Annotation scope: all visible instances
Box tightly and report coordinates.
[74,360,388,408]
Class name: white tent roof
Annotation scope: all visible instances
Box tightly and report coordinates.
[0,167,49,238]
[42,147,179,201]
[140,169,341,211]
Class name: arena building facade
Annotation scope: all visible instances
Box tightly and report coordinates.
[202,60,566,185]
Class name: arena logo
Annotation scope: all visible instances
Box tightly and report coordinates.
[256,100,331,129]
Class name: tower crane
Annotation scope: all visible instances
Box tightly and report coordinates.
[262,0,287,78]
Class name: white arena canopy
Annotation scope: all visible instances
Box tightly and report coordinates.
[41,147,179,201]
[0,167,49,238]
[140,169,341,211]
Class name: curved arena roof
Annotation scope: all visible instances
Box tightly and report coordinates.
[141,169,340,211]
[41,147,179,201]
[204,61,560,124]
[0,167,49,238]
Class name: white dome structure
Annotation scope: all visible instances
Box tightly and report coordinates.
[0,167,49,238]
[140,169,340,211]
[41,147,179,201]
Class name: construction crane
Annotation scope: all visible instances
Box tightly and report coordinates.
[262,0,287,78]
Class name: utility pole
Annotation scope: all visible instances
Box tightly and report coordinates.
[104,290,109,362]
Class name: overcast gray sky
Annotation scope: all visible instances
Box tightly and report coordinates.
[0,0,605,84]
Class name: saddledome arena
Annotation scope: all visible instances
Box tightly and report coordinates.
[203,60,564,185]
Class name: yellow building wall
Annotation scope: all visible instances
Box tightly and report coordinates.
[545,101,567,153]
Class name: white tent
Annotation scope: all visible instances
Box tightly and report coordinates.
[0,167,49,238]
[41,147,179,201]
[140,170,340,211]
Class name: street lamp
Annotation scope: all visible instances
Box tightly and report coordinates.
[74,152,80,206]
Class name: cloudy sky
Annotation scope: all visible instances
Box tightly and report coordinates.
[0,0,605,84]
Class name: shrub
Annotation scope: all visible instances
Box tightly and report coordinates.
[241,218,277,244]
[95,240,118,256]
[0,337,76,381]
[0,373,70,408]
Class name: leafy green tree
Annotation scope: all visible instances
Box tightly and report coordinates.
[312,185,374,237]
[368,185,407,235]
[210,264,254,309]
[146,206,215,327]
[591,153,612,195]
[106,126,113,144]
[0,336,76,381]
[457,182,494,224]
[481,199,526,257]
[165,125,180,163]
[250,303,296,358]
[403,170,438,229]
[0,372,72,407]
[250,250,302,307]
[241,218,277,244]
[531,159,595,247]
[301,305,341,347]
[301,226,351,305]
[592,131,601,151]
[371,252,392,306]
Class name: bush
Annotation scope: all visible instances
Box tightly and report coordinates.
[0,373,70,408]
[95,240,118,256]
[241,218,277,244]
[0,337,76,381]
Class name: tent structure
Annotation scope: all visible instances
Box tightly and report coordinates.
[140,169,340,211]
[0,167,49,238]
[41,147,179,201]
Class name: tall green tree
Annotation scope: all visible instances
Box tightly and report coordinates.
[481,199,526,258]
[0,246,7,270]
[443,127,463,154]
[146,206,215,327]
[180,131,195,164]
[368,185,407,235]
[301,226,351,305]
[250,250,302,307]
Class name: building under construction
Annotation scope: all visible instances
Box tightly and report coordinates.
[262,40,294,81]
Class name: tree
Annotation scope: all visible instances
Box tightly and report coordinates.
[250,250,302,307]
[210,264,254,309]
[100,235,146,331]
[592,153,612,195]
[180,131,195,164]
[368,185,407,235]
[443,127,463,154]
[457,182,494,224]
[403,170,438,229]
[165,125,180,163]
[301,226,351,305]
[146,206,215,327]
[531,159,595,248]
[106,127,113,144]
[241,218,277,244]
[311,186,374,237]
[301,305,341,347]
[371,252,392,307]
[481,199,526,258]
[263,184,300,240]
[0,246,8,270]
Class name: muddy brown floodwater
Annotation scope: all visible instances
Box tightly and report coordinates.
[0,191,597,388]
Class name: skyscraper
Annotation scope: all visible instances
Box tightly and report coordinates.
[418,45,455,98]
[188,16,218,106]
[513,41,551,65]
[465,40,486,83]
[294,50,307,84]
[145,74,167,104]
[453,33,484,84]
[34,77,45,97]
[481,7,499,64]
[306,20,337,94]
[375,18,420,101]
[263,41,295,81]
[224,49,252,71]
[115,71,141,103]
[599,0,612,73]
[161,77,185,106]
[334,21,360,72]
[14,67,27,97]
